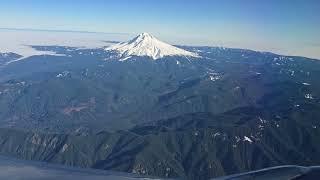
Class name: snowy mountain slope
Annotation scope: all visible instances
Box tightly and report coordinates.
[105,33,199,60]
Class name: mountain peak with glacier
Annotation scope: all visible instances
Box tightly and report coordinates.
[105,33,199,60]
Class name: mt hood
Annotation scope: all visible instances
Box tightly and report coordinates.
[105,33,199,60]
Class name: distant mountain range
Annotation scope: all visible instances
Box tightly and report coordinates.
[0,33,319,179]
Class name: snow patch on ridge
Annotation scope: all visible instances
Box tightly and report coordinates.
[243,136,253,143]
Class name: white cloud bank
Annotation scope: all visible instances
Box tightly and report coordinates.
[0,29,131,59]
[0,29,319,60]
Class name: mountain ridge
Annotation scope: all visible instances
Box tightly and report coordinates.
[0,45,319,179]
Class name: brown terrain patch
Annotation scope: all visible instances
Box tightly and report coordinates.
[62,97,96,115]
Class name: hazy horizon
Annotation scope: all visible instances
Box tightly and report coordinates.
[0,0,320,59]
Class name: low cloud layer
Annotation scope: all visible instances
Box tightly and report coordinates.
[0,29,131,59]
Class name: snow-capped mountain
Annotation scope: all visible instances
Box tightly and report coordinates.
[105,33,199,60]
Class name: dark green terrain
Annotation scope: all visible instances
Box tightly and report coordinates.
[0,46,319,179]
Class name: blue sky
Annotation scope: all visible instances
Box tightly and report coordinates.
[0,0,319,58]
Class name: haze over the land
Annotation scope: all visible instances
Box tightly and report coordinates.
[0,0,320,59]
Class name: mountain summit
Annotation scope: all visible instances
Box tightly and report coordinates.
[105,33,199,60]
